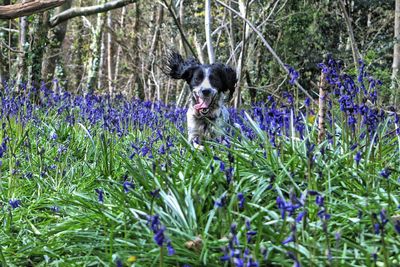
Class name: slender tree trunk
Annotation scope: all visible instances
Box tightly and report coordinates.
[205,0,215,63]
[16,0,27,88]
[338,0,361,68]
[148,5,163,101]
[72,0,85,93]
[114,7,126,90]
[107,11,114,95]
[30,11,49,91]
[391,0,400,105]
[41,0,72,86]
[86,0,106,93]
[133,3,144,99]
[234,0,249,108]
[98,30,106,90]
[0,0,11,86]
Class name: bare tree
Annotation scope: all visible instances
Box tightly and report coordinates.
[392,0,400,105]
[338,0,361,68]
[86,0,106,93]
[41,0,73,85]
[113,7,126,89]
[234,0,250,108]
[205,0,215,64]
[16,0,28,87]
[107,11,114,95]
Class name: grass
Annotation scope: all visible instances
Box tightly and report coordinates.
[0,66,400,266]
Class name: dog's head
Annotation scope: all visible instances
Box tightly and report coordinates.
[164,52,237,116]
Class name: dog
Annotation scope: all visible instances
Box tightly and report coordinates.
[164,52,237,149]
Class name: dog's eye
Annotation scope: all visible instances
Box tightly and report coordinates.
[194,76,202,82]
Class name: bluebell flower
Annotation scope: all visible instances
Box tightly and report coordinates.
[395,221,400,234]
[95,189,104,203]
[167,241,175,255]
[380,168,390,179]
[153,226,165,246]
[282,234,294,245]
[215,194,227,208]
[304,97,311,107]
[123,181,135,193]
[295,211,306,223]
[354,151,362,164]
[9,199,21,209]
[237,193,245,209]
[50,206,60,213]
[150,189,160,198]
[285,64,300,85]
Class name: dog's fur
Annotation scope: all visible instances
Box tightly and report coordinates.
[164,52,237,146]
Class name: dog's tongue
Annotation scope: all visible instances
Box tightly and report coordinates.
[194,97,211,111]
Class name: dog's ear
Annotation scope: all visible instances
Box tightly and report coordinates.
[163,51,199,83]
[221,65,237,100]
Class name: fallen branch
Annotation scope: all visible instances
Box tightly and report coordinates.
[49,0,137,27]
[0,0,66,19]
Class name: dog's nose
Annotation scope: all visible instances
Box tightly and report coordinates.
[202,88,211,96]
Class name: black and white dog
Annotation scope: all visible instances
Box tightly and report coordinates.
[164,52,237,148]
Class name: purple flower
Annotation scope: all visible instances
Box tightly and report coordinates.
[285,64,300,85]
[215,194,227,208]
[246,230,257,243]
[153,226,166,246]
[315,195,324,207]
[237,192,245,209]
[150,188,160,198]
[167,241,175,255]
[282,235,294,245]
[354,151,362,164]
[123,181,135,193]
[304,97,311,107]
[295,211,306,223]
[50,206,60,213]
[380,168,390,179]
[395,221,400,234]
[9,199,21,209]
[95,189,104,203]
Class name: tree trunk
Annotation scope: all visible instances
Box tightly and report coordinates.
[72,0,85,93]
[107,11,115,95]
[205,0,215,64]
[391,0,400,105]
[16,0,28,88]
[98,30,106,90]
[86,0,106,93]
[30,11,49,91]
[0,0,11,86]
[145,5,164,101]
[234,0,249,108]
[338,0,361,68]
[114,7,126,92]
[133,3,144,99]
[41,0,73,85]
